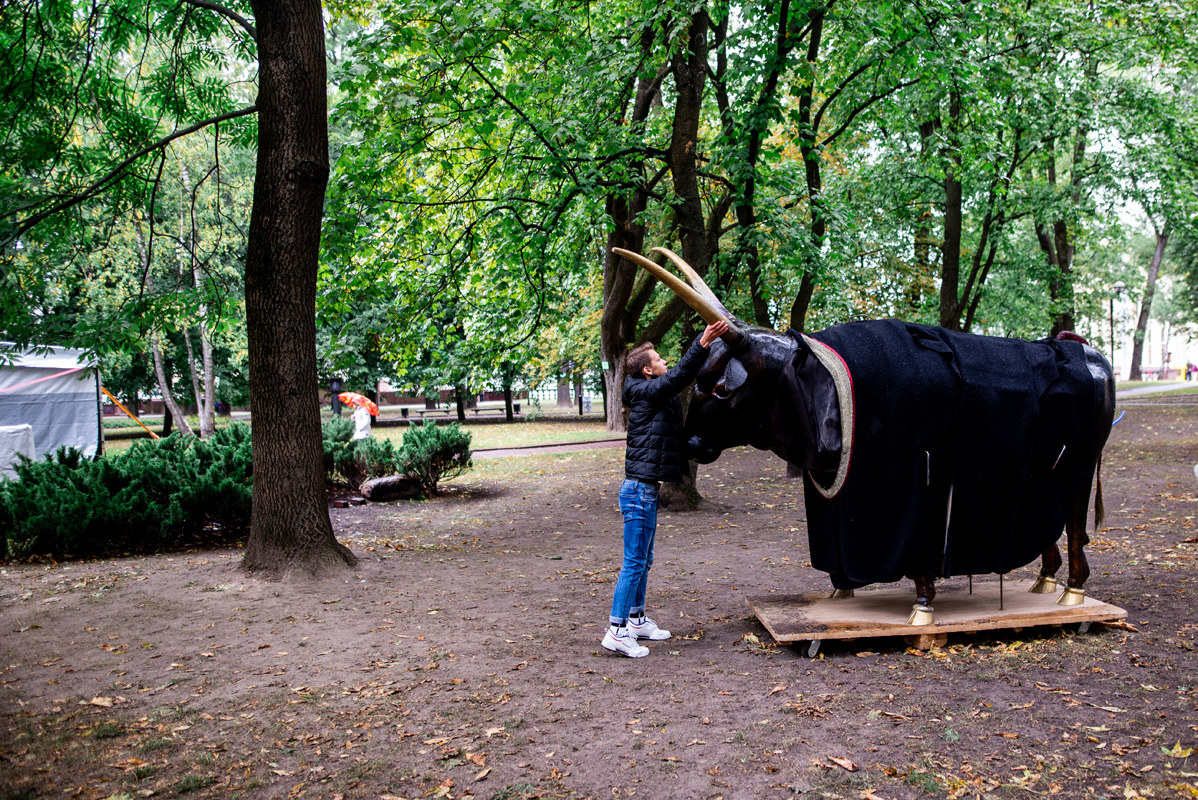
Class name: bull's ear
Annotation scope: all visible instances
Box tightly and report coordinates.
[724,358,748,391]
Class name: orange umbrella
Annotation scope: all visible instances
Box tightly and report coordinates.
[337,391,379,416]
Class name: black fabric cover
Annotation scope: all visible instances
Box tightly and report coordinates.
[623,338,711,483]
[795,320,1105,589]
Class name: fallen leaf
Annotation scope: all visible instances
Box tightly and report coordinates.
[474,768,491,782]
[1164,741,1196,758]
[17,625,41,632]
[662,756,681,762]
[768,685,787,696]
[424,737,450,745]
[829,756,857,771]
[88,697,114,708]
[855,652,878,658]
[271,769,291,776]
[466,753,486,767]
[686,739,707,746]
[999,733,1019,739]
[1008,702,1034,710]
[484,727,504,738]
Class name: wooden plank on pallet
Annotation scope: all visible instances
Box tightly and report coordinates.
[747,580,1127,645]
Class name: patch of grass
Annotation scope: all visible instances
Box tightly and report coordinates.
[133,764,156,781]
[489,784,537,800]
[504,716,524,730]
[92,721,124,739]
[139,737,173,752]
[905,766,941,797]
[174,775,214,794]
[195,753,214,766]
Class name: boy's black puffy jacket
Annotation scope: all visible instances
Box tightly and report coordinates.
[622,338,710,483]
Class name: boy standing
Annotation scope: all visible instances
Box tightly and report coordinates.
[604,320,729,657]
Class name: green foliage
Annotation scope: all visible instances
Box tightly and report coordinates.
[320,419,401,489]
[321,417,355,473]
[396,421,472,496]
[0,424,252,559]
[334,437,400,490]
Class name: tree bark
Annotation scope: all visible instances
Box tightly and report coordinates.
[789,7,826,332]
[241,0,355,576]
[556,374,572,408]
[939,89,964,331]
[1129,224,1170,381]
[1038,58,1096,336]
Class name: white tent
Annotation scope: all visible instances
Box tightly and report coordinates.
[0,344,103,477]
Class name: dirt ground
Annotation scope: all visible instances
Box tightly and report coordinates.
[2,401,1196,800]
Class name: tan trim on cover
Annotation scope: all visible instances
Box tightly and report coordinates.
[800,335,853,499]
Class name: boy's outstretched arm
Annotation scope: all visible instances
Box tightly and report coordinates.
[638,320,731,401]
[699,320,729,347]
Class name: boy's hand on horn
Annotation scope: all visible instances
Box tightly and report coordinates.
[700,320,729,347]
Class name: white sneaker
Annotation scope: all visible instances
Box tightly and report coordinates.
[602,626,649,657]
[628,616,671,640]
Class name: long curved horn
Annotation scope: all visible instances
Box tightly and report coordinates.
[651,247,733,319]
[612,247,744,346]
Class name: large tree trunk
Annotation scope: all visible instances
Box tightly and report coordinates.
[599,27,664,433]
[939,90,964,331]
[789,7,826,332]
[1129,224,1170,381]
[241,0,355,576]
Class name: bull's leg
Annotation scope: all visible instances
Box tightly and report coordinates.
[1029,543,1063,594]
[1057,491,1092,606]
[829,588,854,599]
[905,575,935,625]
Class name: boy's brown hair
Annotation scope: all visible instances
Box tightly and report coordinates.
[625,343,656,379]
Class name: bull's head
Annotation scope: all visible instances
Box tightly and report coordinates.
[611,247,801,464]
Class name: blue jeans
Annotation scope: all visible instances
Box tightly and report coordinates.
[610,478,659,625]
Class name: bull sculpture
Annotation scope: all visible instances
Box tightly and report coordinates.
[613,246,1115,625]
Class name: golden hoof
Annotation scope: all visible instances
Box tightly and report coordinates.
[1057,587,1086,606]
[829,588,855,599]
[906,604,934,626]
[1028,576,1059,594]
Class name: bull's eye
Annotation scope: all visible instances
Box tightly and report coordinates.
[712,380,733,399]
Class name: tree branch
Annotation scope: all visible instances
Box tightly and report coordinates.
[2,104,258,249]
[179,0,256,40]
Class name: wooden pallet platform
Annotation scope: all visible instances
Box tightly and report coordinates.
[747,579,1127,652]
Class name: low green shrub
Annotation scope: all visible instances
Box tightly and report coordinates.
[333,436,400,490]
[321,418,399,489]
[0,424,253,559]
[322,417,355,474]
[396,421,472,496]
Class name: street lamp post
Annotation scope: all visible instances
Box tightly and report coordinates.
[330,377,343,417]
[1110,281,1126,370]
